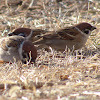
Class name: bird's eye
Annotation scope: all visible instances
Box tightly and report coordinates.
[84,29,90,34]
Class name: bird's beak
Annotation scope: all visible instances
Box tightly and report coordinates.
[8,32,14,36]
[8,32,26,37]
[91,26,96,31]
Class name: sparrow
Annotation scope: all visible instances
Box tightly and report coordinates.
[0,36,37,63]
[8,28,49,42]
[6,0,22,6]
[33,22,96,51]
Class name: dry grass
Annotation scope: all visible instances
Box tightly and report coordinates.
[0,0,100,100]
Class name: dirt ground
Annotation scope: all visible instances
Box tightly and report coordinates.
[0,0,100,100]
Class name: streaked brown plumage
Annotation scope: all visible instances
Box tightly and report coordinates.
[33,22,96,51]
[0,36,37,63]
[8,28,49,42]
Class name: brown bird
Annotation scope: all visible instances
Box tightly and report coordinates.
[33,22,96,51]
[0,36,37,63]
[6,0,22,6]
[8,28,48,42]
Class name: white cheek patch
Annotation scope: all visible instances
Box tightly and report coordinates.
[84,29,90,35]
[18,41,25,61]
[26,30,33,40]
[75,27,91,37]
[18,41,32,63]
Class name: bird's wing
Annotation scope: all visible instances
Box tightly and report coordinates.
[34,26,81,41]
[32,29,49,35]
[57,26,81,40]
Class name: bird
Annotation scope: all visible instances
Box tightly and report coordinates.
[0,36,37,64]
[8,28,49,42]
[33,22,96,51]
[6,0,22,6]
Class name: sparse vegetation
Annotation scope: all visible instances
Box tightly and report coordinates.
[0,0,100,100]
